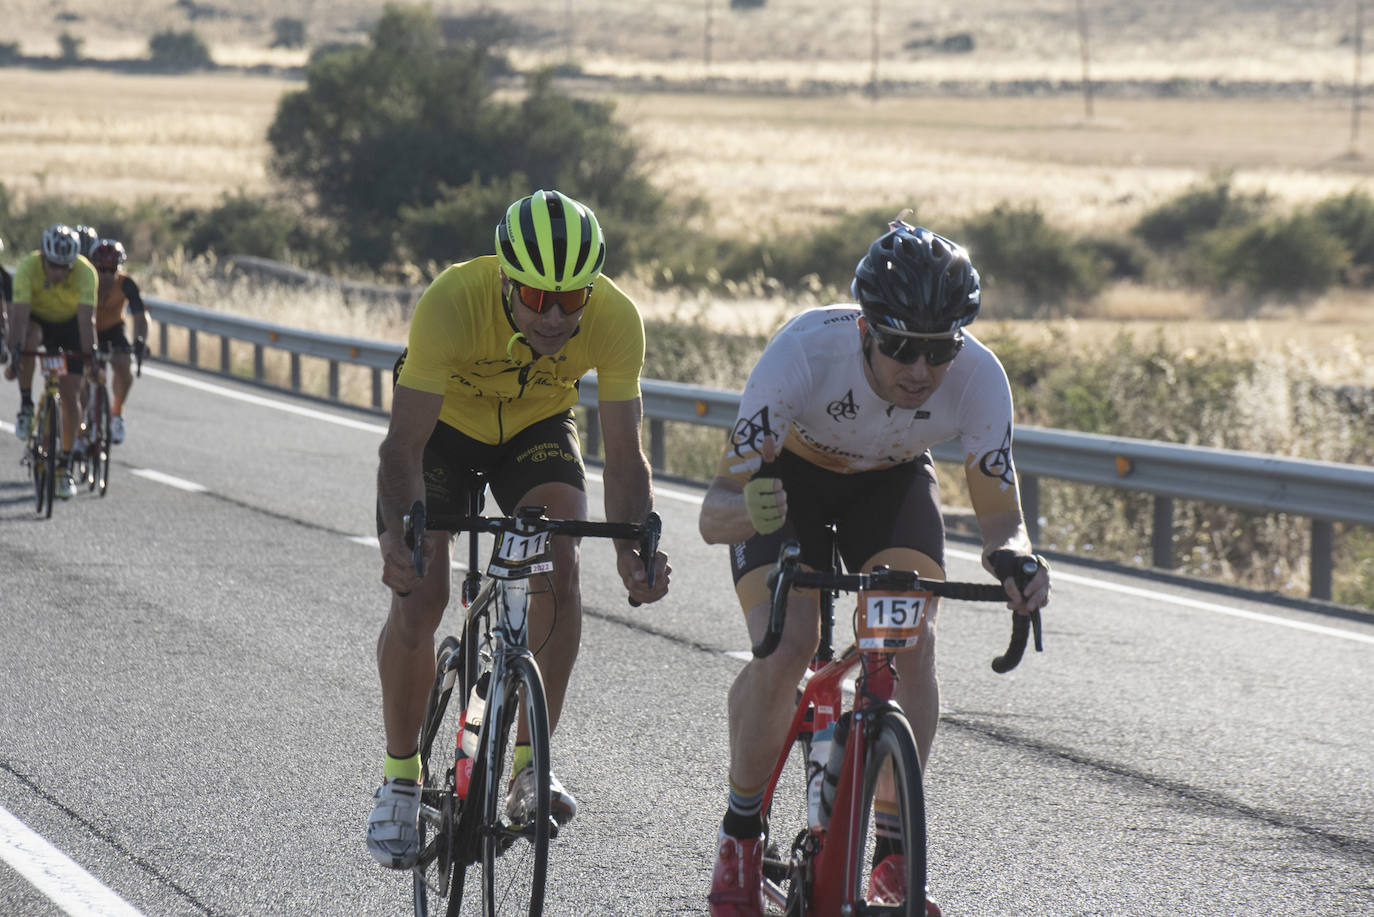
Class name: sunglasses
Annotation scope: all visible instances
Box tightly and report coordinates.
[96,267,118,274]
[871,327,964,366]
[510,280,593,315]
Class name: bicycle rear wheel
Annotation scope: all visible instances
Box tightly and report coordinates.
[413,636,471,917]
[478,654,550,917]
[36,396,57,518]
[88,384,110,496]
[854,710,927,917]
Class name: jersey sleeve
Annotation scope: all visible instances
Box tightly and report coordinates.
[714,329,812,485]
[955,352,1022,519]
[74,260,97,306]
[396,272,469,396]
[122,276,145,315]
[590,285,644,402]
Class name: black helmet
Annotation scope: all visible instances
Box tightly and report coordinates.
[73,224,100,258]
[852,221,980,335]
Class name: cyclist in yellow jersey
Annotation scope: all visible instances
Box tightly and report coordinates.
[367,190,672,869]
[89,239,148,444]
[8,224,97,500]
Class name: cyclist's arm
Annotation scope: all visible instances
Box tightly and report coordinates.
[377,383,443,590]
[77,303,95,358]
[598,396,669,602]
[124,276,149,342]
[965,465,1048,614]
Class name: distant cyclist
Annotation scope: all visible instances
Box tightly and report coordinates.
[73,224,100,260]
[90,239,148,444]
[7,224,98,500]
[367,189,672,869]
[0,236,10,366]
[698,219,1051,916]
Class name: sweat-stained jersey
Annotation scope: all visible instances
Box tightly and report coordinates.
[715,305,1022,517]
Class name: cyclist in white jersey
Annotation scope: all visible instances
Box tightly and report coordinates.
[698,220,1051,917]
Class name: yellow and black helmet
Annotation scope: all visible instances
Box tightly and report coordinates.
[495,190,606,291]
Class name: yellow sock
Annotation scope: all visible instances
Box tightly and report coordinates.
[384,750,421,782]
[512,743,532,775]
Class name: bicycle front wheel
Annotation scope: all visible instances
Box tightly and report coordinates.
[413,636,470,917]
[854,710,927,917]
[478,654,550,917]
[37,396,57,518]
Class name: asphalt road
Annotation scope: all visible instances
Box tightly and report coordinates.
[1,362,1371,916]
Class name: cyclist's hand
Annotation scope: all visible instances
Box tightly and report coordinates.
[134,338,146,360]
[990,549,1050,615]
[743,477,786,534]
[379,526,435,597]
[618,546,671,604]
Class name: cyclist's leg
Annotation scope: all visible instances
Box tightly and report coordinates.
[104,324,134,413]
[486,413,588,738]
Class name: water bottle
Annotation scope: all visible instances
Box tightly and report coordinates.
[452,739,474,800]
[460,671,490,758]
[818,715,851,828]
[806,724,834,831]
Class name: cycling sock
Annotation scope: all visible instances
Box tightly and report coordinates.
[384,748,421,782]
[20,390,32,407]
[723,782,766,838]
[512,743,532,775]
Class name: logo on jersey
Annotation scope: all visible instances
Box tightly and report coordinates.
[827,389,859,421]
[978,423,1015,489]
[731,406,774,458]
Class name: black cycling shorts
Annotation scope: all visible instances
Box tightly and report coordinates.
[376,410,585,535]
[729,449,945,581]
[97,324,131,352]
[35,316,85,374]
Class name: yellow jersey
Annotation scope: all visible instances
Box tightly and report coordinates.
[397,256,645,444]
[12,251,97,322]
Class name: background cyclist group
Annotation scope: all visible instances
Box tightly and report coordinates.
[367,189,1051,916]
[3,223,147,500]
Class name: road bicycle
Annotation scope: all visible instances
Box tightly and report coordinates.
[754,537,1043,916]
[17,349,72,518]
[71,342,141,497]
[402,492,661,917]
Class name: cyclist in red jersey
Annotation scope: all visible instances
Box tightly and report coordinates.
[698,220,1051,916]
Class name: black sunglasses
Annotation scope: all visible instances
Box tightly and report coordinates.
[871,327,964,366]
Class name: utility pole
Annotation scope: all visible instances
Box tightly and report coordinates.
[1075,0,1094,121]
[704,0,713,74]
[1353,0,1365,154]
[869,0,880,99]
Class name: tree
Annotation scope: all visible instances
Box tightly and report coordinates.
[267,3,668,270]
[148,29,213,70]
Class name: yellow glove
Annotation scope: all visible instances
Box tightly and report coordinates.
[743,477,785,535]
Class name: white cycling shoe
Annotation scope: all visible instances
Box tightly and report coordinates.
[366,778,421,869]
[505,766,577,827]
[110,415,126,445]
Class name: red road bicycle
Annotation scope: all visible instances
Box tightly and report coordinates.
[754,539,1042,916]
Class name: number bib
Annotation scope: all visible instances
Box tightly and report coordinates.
[855,591,932,654]
[487,529,554,579]
[39,355,67,375]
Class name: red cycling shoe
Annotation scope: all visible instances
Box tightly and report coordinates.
[868,854,942,917]
[708,828,765,917]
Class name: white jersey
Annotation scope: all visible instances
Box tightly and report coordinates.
[716,305,1021,514]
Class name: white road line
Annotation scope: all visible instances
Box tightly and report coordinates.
[129,469,208,493]
[0,805,145,917]
[946,546,1374,646]
[140,365,388,434]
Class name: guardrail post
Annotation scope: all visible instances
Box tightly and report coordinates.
[188,329,198,366]
[329,361,340,400]
[220,336,231,373]
[158,321,168,357]
[290,353,301,391]
[1310,520,1333,600]
[372,368,383,409]
[649,418,666,471]
[254,344,265,381]
[1152,496,1175,569]
[1020,473,1040,544]
[583,408,600,458]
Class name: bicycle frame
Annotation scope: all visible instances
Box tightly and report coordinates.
[756,539,1041,916]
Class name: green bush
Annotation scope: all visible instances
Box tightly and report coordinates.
[182,190,338,265]
[1132,175,1268,250]
[270,17,307,49]
[148,29,213,70]
[1310,189,1374,285]
[1204,212,1348,299]
[956,203,1108,313]
[58,32,82,61]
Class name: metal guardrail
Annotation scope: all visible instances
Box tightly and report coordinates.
[145,297,1374,601]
